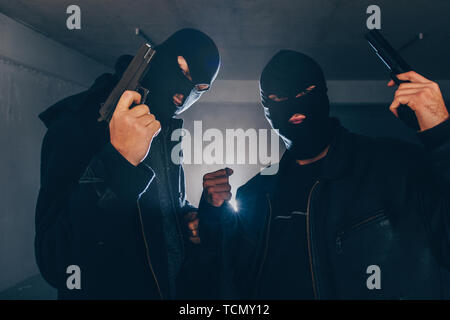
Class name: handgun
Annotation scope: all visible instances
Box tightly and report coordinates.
[98,43,156,123]
[365,29,420,130]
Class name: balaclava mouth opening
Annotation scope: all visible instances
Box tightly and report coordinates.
[141,28,220,124]
[260,50,333,160]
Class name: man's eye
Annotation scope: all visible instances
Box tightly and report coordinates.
[268,95,288,102]
[295,85,316,98]
[295,91,306,98]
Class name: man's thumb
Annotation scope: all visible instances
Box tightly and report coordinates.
[116,90,142,112]
[225,167,234,176]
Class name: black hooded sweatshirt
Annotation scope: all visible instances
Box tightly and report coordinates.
[35,29,220,299]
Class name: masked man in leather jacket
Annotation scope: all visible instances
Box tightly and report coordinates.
[197,50,450,299]
[35,29,220,299]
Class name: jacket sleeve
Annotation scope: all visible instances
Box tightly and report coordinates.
[193,188,255,299]
[175,161,229,298]
[35,125,154,290]
[178,164,198,216]
[411,118,450,266]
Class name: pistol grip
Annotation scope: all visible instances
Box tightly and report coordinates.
[390,73,420,131]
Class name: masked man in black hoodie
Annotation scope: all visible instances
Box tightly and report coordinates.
[35,29,220,299]
[198,50,450,299]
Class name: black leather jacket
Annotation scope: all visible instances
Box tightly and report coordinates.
[35,74,200,299]
[199,117,450,299]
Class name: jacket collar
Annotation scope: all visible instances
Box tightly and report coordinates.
[319,117,355,180]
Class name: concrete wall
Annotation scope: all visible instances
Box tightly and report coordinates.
[200,79,450,104]
[0,13,110,292]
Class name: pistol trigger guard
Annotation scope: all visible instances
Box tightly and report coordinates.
[390,72,411,86]
[390,72,402,86]
[136,86,149,105]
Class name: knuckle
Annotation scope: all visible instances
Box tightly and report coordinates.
[123,90,135,99]
[148,121,160,132]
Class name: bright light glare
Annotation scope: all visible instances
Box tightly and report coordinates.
[229,198,238,212]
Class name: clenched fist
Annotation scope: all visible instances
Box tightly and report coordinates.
[203,168,233,207]
[110,90,161,166]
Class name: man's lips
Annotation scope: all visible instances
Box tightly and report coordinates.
[288,114,306,124]
[173,94,184,106]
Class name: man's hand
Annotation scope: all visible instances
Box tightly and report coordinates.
[388,71,449,131]
[184,211,200,244]
[110,90,161,166]
[203,168,233,207]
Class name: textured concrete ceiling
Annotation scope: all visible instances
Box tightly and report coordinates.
[0,0,449,80]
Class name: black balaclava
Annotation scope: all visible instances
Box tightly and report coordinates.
[260,50,334,159]
[141,28,220,123]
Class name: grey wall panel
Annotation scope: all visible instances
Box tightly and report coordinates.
[0,12,110,292]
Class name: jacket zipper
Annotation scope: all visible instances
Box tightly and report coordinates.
[254,193,273,298]
[137,198,163,299]
[161,129,185,256]
[306,180,320,299]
